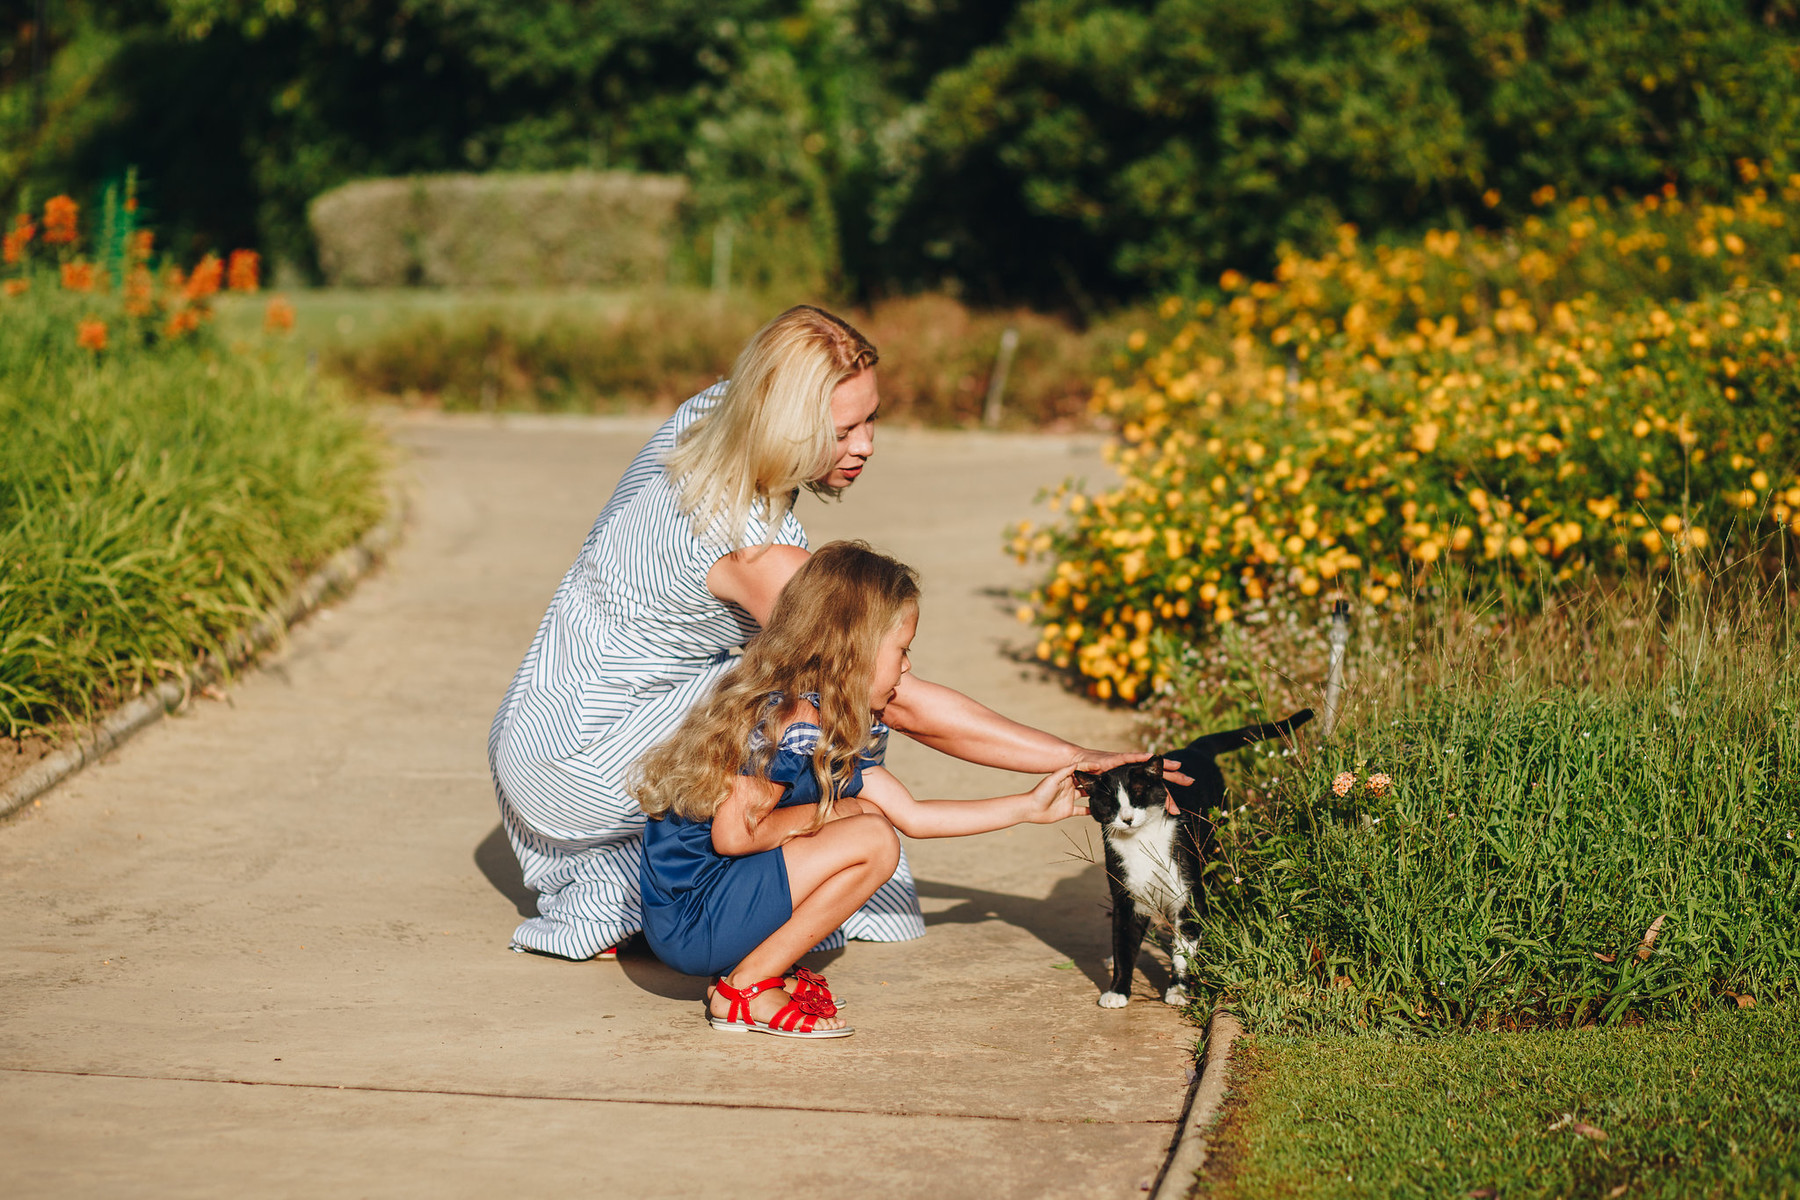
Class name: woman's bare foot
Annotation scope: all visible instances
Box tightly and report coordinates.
[709,977,847,1032]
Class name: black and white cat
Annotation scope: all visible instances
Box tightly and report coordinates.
[1077,709,1313,1008]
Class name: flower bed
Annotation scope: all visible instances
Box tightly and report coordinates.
[1,187,382,735]
[1013,176,1800,701]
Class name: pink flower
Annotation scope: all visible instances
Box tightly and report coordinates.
[1332,772,1355,797]
[1367,773,1392,796]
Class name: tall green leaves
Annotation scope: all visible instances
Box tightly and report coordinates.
[0,300,385,736]
[1177,588,1800,1034]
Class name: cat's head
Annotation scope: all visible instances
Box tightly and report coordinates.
[1075,759,1167,832]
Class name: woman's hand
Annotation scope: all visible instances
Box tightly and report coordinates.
[1023,764,1090,825]
[1071,749,1191,815]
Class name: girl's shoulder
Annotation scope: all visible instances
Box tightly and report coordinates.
[747,692,890,771]
[747,693,823,758]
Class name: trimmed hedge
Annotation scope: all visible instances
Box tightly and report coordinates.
[308,171,690,288]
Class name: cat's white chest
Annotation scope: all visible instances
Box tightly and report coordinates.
[1110,812,1185,921]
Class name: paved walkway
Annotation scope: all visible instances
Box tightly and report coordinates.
[0,415,1194,1199]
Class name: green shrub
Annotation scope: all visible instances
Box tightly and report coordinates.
[889,0,1800,298]
[0,198,385,736]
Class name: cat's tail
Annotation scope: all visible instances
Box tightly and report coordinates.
[1176,708,1314,760]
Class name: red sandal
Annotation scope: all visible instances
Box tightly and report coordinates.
[708,976,853,1039]
[787,966,845,1011]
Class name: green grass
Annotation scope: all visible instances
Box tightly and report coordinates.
[1143,572,1800,1034]
[1,287,387,737]
[1198,1003,1800,1199]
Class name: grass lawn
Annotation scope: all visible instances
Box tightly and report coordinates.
[1196,1002,1800,1199]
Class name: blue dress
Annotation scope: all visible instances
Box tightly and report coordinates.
[639,705,888,978]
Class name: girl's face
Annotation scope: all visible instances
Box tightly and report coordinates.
[868,605,917,712]
[820,367,879,489]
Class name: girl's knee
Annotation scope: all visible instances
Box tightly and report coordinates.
[846,811,900,869]
[866,813,902,871]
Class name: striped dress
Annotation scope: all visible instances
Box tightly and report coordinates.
[488,383,927,960]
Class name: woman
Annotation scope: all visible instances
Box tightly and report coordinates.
[489,304,1153,961]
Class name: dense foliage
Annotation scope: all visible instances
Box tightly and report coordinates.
[0,192,385,734]
[1013,180,1800,702]
[5,1,1797,301]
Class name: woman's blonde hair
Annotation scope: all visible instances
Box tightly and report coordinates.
[631,541,919,835]
[665,305,878,548]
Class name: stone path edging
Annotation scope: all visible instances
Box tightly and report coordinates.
[0,493,408,823]
[1150,1008,1246,1200]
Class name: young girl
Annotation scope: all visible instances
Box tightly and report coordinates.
[631,541,1091,1039]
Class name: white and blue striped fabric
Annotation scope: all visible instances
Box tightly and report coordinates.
[488,383,926,961]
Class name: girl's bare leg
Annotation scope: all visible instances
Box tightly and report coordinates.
[710,813,900,1029]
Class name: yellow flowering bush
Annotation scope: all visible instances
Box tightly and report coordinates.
[1013,182,1800,702]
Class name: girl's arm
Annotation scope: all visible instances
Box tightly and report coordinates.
[711,775,819,856]
[852,765,1088,839]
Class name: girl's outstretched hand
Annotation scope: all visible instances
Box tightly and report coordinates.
[1025,764,1090,824]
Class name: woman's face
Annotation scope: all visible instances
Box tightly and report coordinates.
[821,367,879,489]
[868,604,917,713]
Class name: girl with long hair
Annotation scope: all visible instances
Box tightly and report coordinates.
[632,542,1089,1038]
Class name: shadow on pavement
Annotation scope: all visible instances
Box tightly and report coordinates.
[916,863,1175,999]
[475,823,538,918]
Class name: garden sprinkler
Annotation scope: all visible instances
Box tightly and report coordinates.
[1322,599,1351,738]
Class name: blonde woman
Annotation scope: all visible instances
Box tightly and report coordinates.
[488,305,1164,961]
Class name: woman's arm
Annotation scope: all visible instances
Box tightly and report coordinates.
[852,765,1087,839]
[707,544,1188,789]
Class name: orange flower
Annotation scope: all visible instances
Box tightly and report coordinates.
[124,266,154,317]
[43,196,79,245]
[129,230,154,261]
[264,295,296,333]
[3,215,34,264]
[60,260,97,292]
[3,278,28,297]
[184,254,223,301]
[77,318,108,352]
[163,308,202,338]
[227,249,260,292]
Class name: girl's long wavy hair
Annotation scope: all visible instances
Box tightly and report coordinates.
[664,304,878,550]
[630,541,919,836]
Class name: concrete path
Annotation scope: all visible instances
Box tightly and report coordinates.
[0,415,1195,1199]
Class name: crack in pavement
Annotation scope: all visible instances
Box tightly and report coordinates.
[2,1066,1178,1126]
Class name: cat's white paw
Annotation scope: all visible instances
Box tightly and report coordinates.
[1098,991,1130,1008]
[1163,986,1189,1007]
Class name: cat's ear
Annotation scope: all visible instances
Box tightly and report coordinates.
[1073,771,1101,793]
